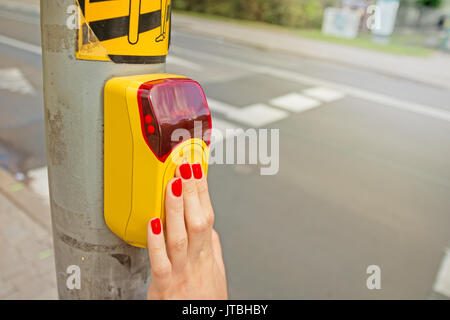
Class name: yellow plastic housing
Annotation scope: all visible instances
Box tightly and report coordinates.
[104,74,210,248]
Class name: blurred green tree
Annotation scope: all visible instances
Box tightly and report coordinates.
[416,0,442,8]
[171,0,336,28]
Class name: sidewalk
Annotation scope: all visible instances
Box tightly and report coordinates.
[172,13,450,90]
[0,169,56,299]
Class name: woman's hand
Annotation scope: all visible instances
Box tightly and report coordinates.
[147,163,228,300]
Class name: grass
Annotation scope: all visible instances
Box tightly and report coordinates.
[294,29,432,57]
[174,10,433,57]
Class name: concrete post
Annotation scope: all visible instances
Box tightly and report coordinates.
[40,0,164,299]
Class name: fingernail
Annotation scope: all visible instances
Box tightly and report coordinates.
[150,218,161,235]
[192,163,203,179]
[180,163,192,179]
[171,178,182,197]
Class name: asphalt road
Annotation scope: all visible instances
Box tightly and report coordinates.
[1,4,450,299]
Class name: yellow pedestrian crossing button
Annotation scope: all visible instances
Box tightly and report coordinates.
[76,0,171,64]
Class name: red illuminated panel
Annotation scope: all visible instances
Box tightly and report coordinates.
[137,78,212,161]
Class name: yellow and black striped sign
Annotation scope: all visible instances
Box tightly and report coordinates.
[76,0,171,64]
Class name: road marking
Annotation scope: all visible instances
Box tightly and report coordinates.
[166,55,202,71]
[270,93,321,113]
[433,248,450,297]
[0,68,35,95]
[303,86,345,102]
[27,166,49,204]
[228,104,288,127]
[174,46,450,123]
[208,98,288,127]
[0,35,41,55]
[207,98,240,117]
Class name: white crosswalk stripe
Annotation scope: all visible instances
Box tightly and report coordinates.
[208,98,288,127]
[207,98,240,117]
[270,93,320,113]
[303,86,345,102]
[433,248,450,297]
[27,166,49,204]
[0,68,35,95]
[227,103,288,127]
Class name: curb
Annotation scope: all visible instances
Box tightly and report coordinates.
[0,168,52,232]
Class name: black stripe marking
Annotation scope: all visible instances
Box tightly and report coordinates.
[108,55,166,64]
[138,10,162,36]
[168,5,172,49]
[88,10,161,42]
[78,0,85,16]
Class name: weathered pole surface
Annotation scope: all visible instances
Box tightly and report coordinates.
[41,0,164,299]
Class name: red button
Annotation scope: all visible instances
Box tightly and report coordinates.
[144,115,152,123]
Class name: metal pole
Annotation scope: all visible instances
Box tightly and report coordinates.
[40,0,164,299]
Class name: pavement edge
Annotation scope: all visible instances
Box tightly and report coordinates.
[0,168,52,232]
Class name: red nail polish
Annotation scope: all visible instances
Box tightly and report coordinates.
[192,163,203,179]
[150,218,161,235]
[171,178,182,197]
[179,163,192,179]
